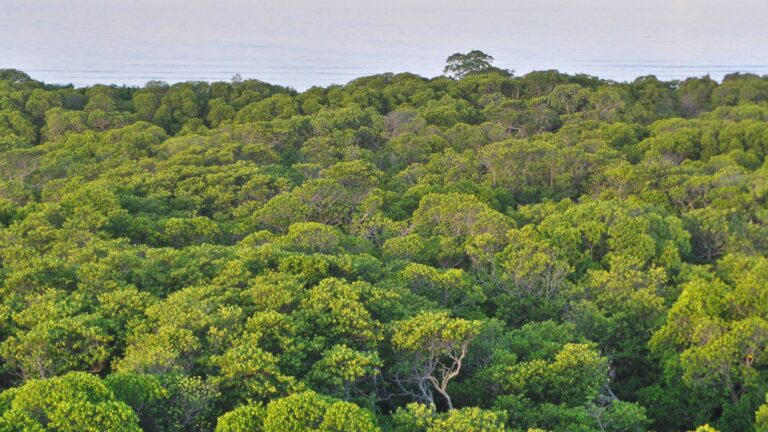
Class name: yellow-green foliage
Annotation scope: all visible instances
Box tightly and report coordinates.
[1,67,768,432]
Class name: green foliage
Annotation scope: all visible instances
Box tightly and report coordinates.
[392,311,482,409]
[307,344,382,400]
[0,372,140,431]
[0,303,112,380]
[429,407,508,432]
[391,403,507,432]
[104,372,167,428]
[262,391,380,432]
[757,395,768,432]
[215,403,266,432]
[2,69,768,432]
[444,51,502,79]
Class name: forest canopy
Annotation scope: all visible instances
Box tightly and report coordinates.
[1,61,768,431]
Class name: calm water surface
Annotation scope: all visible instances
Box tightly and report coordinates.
[2,0,767,89]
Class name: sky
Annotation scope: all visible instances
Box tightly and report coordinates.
[1,0,767,88]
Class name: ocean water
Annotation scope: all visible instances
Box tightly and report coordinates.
[1,0,767,89]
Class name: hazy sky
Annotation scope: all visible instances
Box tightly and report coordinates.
[2,0,767,88]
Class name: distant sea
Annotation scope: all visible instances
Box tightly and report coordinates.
[2,0,767,89]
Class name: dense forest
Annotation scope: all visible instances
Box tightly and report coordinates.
[1,54,768,431]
